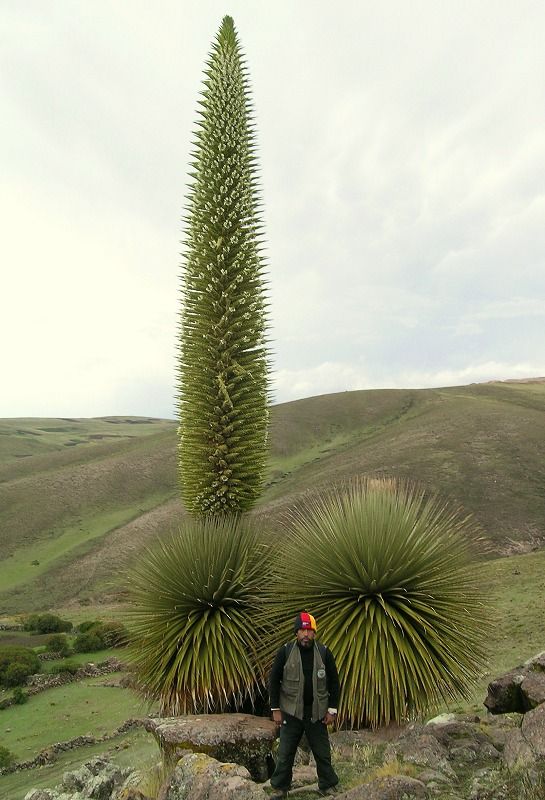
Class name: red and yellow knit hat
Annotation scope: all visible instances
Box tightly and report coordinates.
[294,612,317,633]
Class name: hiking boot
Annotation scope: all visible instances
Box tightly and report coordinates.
[319,787,339,796]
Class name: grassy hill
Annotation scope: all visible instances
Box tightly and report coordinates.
[1,380,544,613]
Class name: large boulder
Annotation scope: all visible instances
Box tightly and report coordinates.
[157,752,266,800]
[484,668,526,713]
[484,652,545,714]
[144,714,276,782]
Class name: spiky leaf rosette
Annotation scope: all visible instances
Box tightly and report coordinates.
[178,15,270,514]
[273,478,490,728]
[127,515,274,714]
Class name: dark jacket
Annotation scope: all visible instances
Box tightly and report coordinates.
[269,640,340,721]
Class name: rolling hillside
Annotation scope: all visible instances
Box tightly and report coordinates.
[1,380,544,613]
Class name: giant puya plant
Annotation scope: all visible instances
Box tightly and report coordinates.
[128,17,272,715]
[271,478,490,728]
[178,15,270,515]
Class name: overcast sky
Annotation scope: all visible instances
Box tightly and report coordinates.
[2,1,544,418]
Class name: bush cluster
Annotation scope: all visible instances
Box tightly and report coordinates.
[73,633,103,653]
[23,613,73,634]
[74,620,128,652]
[0,646,40,688]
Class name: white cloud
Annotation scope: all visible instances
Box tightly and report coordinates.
[1,0,544,416]
[397,362,545,391]
[274,360,545,404]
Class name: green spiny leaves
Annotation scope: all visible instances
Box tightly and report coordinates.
[270,478,491,728]
[178,16,270,514]
[126,515,275,714]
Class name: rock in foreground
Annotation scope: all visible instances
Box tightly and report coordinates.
[484,652,545,713]
[157,752,266,800]
[24,756,140,800]
[144,713,276,781]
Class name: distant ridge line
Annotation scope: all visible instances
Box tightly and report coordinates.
[483,377,545,384]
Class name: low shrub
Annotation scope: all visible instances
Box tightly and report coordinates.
[23,613,73,634]
[75,620,128,648]
[36,614,73,634]
[12,686,28,704]
[45,633,71,657]
[77,620,99,634]
[0,744,16,769]
[73,633,104,653]
[92,621,128,648]
[4,662,31,687]
[0,646,40,687]
[22,614,40,632]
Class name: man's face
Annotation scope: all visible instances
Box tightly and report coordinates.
[296,627,315,648]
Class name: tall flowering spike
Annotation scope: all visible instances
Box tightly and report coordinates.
[178,16,271,514]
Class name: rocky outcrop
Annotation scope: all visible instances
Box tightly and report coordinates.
[157,752,266,800]
[18,709,544,800]
[376,715,506,793]
[483,651,545,774]
[24,756,142,800]
[484,651,545,713]
[144,713,276,782]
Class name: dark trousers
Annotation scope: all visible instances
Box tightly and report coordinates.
[270,711,338,791]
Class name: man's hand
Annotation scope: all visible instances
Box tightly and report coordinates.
[322,711,337,726]
[272,709,283,727]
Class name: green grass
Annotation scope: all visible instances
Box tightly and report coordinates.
[0,676,152,761]
[41,647,125,672]
[445,547,545,715]
[0,417,175,467]
[0,497,171,593]
[0,421,178,558]
[0,631,53,648]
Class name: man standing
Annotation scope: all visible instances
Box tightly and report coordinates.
[269,612,340,798]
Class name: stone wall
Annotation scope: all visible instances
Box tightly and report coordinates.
[0,718,143,776]
[0,658,125,710]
